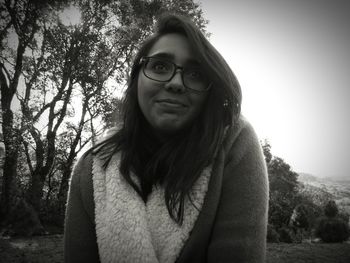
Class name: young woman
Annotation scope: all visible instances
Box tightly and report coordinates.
[64,14,268,263]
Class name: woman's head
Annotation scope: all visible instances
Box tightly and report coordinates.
[123,14,242,139]
[98,14,243,224]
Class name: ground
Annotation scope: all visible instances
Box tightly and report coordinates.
[266,242,350,263]
[0,235,63,263]
[1,235,350,262]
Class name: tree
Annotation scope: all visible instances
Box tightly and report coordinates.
[1,0,208,235]
[0,98,4,190]
[290,204,309,230]
[261,140,300,241]
[324,200,338,218]
[268,157,299,195]
[0,0,68,234]
[289,202,317,242]
[261,139,272,164]
[293,193,323,233]
[315,200,350,243]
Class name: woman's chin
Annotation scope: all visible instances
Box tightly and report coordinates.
[155,122,184,134]
[151,118,189,137]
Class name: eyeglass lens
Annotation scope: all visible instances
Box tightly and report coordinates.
[143,57,209,91]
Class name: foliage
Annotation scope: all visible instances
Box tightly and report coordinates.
[315,200,350,243]
[3,198,45,237]
[262,140,300,231]
[338,210,350,225]
[268,156,299,195]
[261,139,272,164]
[278,226,297,243]
[266,224,280,243]
[315,216,350,243]
[324,200,338,218]
[269,191,296,228]
[261,140,335,243]
[290,204,309,229]
[291,194,323,231]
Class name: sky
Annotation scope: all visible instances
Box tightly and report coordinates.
[199,0,350,178]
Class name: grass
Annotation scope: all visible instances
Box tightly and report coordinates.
[267,242,350,263]
[1,235,350,262]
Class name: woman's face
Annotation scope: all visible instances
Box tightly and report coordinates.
[137,33,208,137]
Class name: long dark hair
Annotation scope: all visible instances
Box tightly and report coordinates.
[92,14,241,224]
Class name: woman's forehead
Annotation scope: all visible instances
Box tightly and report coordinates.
[147,33,199,64]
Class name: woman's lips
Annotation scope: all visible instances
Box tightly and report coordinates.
[156,99,187,108]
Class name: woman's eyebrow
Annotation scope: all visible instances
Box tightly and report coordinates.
[150,52,174,60]
[149,52,200,66]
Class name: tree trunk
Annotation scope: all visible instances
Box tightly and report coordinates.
[26,170,46,213]
[56,164,72,225]
[0,97,5,201]
[0,146,18,217]
[0,97,19,220]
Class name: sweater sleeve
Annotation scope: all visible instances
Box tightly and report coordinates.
[64,153,100,263]
[208,120,269,262]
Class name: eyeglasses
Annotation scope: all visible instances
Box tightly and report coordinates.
[140,56,211,92]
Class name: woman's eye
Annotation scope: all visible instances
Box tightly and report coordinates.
[187,70,202,79]
[151,61,170,72]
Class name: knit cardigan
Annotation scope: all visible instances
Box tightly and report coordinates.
[93,152,212,263]
[64,116,269,263]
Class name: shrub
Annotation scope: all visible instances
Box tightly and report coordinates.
[315,216,350,243]
[267,224,280,243]
[338,211,350,225]
[278,226,296,243]
[291,204,309,229]
[324,200,338,218]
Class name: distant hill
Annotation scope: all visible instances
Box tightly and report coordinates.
[298,173,324,183]
[322,174,350,183]
[297,172,350,215]
[298,172,350,183]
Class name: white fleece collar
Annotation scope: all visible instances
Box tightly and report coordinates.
[92,153,211,263]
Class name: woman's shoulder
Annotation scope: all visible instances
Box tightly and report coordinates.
[94,126,121,147]
[224,115,259,148]
[70,151,94,188]
[101,126,121,139]
[68,151,96,222]
[74,151,93,172]
[223,115,263,163]
[73,125,122,178]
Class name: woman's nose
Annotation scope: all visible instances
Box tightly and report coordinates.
[164,70,186,93]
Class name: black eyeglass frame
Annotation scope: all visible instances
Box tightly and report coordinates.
[139,56,212,92]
